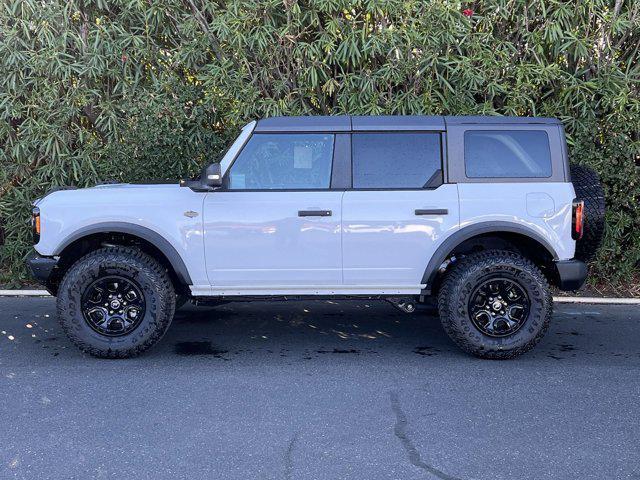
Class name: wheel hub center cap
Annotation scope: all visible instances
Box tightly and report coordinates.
[110,299,121,310]
[492,300,503,311]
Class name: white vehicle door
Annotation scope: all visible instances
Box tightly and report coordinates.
[342,129,459,292]
[202,132,347,294]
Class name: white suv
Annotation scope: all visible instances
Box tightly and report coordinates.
[27,115,605,359]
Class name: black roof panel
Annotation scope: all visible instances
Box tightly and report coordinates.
[444,115,561,125]
[253,115,561,132]
[352,115,444,131]
[255,115,351,132]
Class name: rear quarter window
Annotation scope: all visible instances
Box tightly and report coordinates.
[464,130,552,178]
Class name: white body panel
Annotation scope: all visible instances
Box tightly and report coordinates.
[202,191,343,288]
[34,184,210,287]
[342,186,460,286]
[457,182,576,260]
[35,181,576,296]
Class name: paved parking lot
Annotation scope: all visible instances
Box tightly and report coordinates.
[1,297,639,480]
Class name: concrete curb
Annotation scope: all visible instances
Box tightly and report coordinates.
[552,296,640,305]
[0,290,51,296]
[0,290,639,304]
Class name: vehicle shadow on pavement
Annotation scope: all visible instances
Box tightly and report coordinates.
[167,300,460,362]
[1,298,638,366]
[164,300,640,366]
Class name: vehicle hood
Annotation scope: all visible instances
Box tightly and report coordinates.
[34,183,185,208]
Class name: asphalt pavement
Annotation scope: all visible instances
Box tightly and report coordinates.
[1,297,639,480]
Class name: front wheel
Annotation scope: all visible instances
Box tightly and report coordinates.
[437,250,552,359]
[57,246,176,358]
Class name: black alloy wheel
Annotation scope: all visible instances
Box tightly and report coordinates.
[468,277,531,337]
[82,275,146,336]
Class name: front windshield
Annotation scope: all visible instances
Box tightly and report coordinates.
[218,121,257,176]
[213,137,235,164]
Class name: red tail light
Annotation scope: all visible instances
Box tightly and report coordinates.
[572,200,584,240]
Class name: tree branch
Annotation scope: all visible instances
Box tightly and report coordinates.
[183,0,226,64]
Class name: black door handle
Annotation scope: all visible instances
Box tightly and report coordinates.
[415,209,448,215]
[298,210,332,217]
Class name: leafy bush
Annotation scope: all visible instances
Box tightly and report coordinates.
[1,0,639,289]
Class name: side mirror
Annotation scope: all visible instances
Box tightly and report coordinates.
[179,163,223,191]
[202,163,222,188]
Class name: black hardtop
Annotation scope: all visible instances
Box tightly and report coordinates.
[254,115,561,132]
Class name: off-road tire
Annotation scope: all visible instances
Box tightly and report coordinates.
[570,163,606,262]
[57,246,176,358]
[438,250,552,359]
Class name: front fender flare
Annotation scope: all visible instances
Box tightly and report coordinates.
[53,222,192,285]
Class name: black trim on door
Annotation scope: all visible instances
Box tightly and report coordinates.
[415,209,448,215]
[298,210,332,217]
[330,134,351,189]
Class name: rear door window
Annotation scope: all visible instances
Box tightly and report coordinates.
[352,133,442,188]
[464,130,552,178]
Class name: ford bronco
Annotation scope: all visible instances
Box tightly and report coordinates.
[27,115,605,359]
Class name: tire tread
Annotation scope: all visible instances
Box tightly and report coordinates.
[438,250,553,359]
[56,246,175,358]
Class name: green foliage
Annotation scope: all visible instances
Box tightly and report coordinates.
[1,0,639,288]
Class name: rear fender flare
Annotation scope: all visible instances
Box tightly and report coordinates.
[421,222,559,290]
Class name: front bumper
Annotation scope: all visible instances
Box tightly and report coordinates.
[555,259,588,291]
[27,250,59,285]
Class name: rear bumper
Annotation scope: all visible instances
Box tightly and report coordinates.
[27,250,59,285]
[555,259,588,291]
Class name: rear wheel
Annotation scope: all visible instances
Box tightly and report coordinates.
[438,250,552,359]
[57,246,176,358]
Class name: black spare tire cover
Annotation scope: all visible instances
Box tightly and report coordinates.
[570,163,606,262]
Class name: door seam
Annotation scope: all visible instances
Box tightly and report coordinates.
[340,190,346,285]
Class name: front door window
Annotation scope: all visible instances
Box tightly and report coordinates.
[228,133,334,190]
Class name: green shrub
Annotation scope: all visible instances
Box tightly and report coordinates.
[1,0,639,289]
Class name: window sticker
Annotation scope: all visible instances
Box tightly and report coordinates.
[293,145,313,169]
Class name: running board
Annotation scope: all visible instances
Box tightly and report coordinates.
[190,285,425,297]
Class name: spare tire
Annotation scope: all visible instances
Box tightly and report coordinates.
[570,163,606,262]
